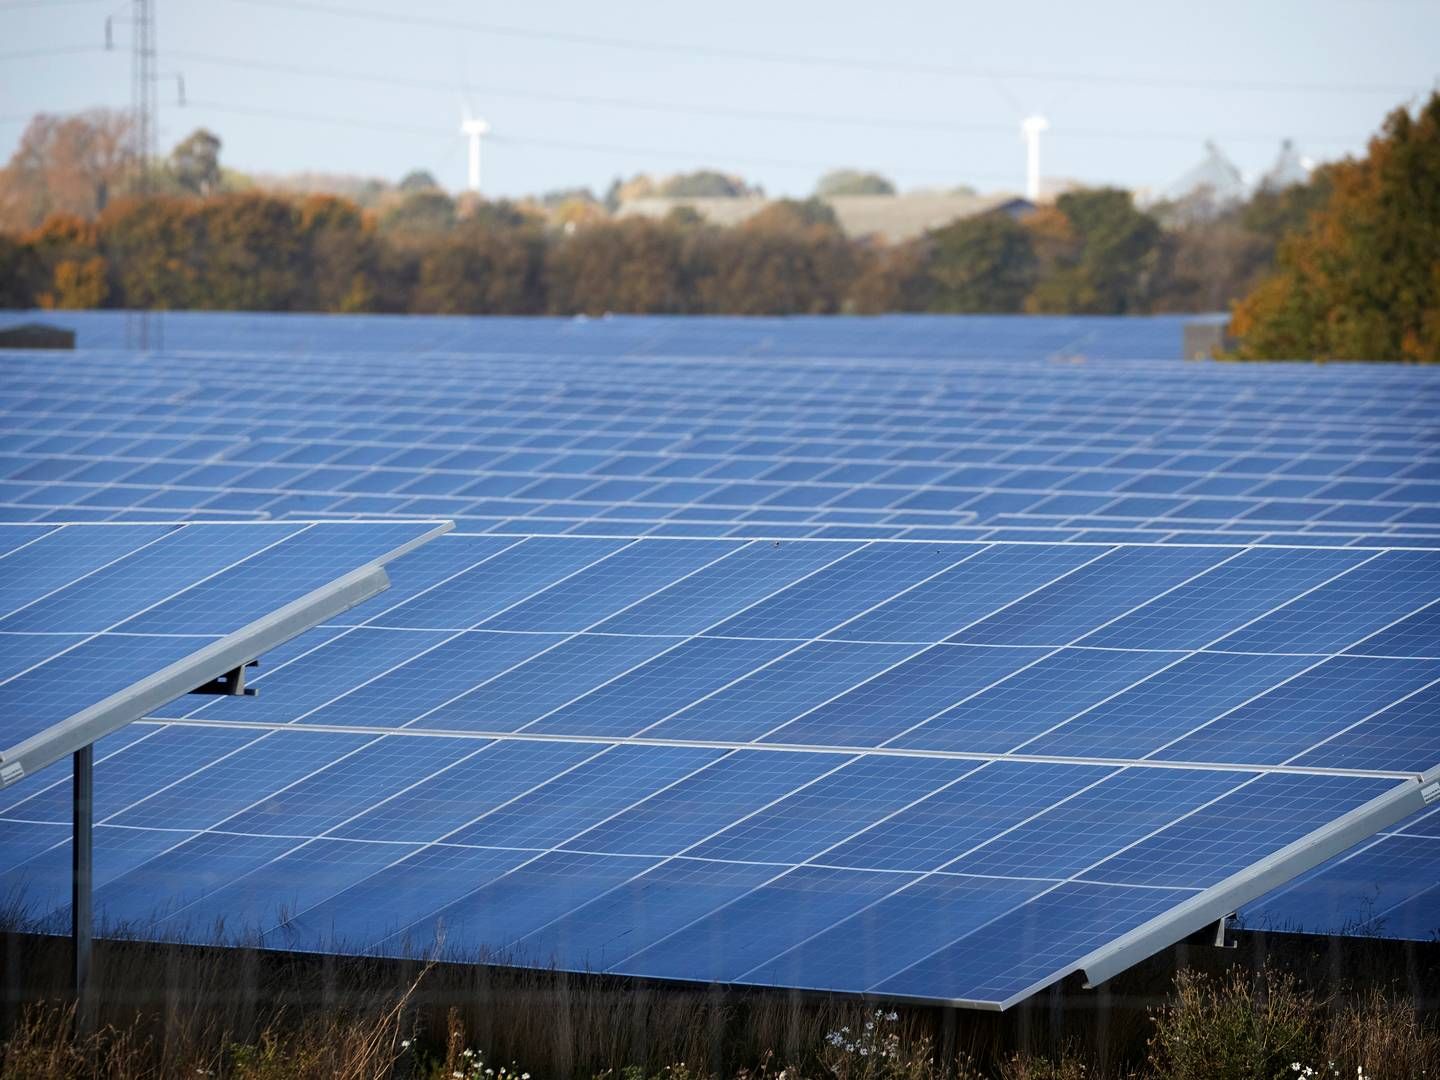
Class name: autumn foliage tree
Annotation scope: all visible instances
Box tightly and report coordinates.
[0,111,135,234]
[1230,92,1440,361]
[545,218,691,314]
[687,200,860,314]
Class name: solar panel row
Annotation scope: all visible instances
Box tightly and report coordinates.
[1,311,1229,361]
[1,531,1435,1006]
[2,346,1439,538]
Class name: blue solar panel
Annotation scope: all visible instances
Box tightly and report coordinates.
[0,530,1430,1007]
[2,314,1440,541]
[0,521,444,760]
[2,312,1438,1007]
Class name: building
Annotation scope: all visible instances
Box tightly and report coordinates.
[616,191,1034,244]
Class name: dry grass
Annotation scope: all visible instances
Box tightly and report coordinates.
[2,925,1439,1079]
[1323,986,1440,1078]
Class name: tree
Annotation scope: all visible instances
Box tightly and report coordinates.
[397,169,439,192]
[412,222,546,314]
[0,110,134,230]
[23,213,107,309]
[546,218,690,313]
[1025,188,1160,314]
[170,129,222,195]
[815,169,896,197]
[377,189,457,234]
[539,186,597,208]
[45,255,109,309]
[0,233,41,307]
[845,241,929,313]
[689,201,858,314]
[658,170,757,198]
[1230,93,1440,361]
[923,213,1038,312]
[1149,222,1273,313]
[746,197,840,232]
[296,195,379,312]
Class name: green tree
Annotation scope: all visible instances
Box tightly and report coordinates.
[0,233,40,307]
[170,129,222,196]
[1236,173,1331,242]
[396,169,439,192]
[1026,188,1160,314]
[539,186,597,208]
[1231,92,1440,361]
[378,189,457,234]
[815,169,896,197]
[923,213,1037,312]
[658,170,756,198]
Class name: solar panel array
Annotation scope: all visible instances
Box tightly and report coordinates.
[1,311,1438,1005]
[1,531,1436,1007]
[1,329,1439,545]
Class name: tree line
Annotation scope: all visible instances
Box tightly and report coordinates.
[0,182,1325,318]
[0,93,1435,359]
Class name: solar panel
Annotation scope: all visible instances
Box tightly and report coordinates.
[0,531,1434,1008]
[0,520,449,786]
[2,312,1438,1006]
[1240,800,1440,940]
[2,328,1439,539]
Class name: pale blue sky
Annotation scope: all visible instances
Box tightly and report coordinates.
[3,0,1437,199]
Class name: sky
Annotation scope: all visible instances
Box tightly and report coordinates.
[2,0,1437,200]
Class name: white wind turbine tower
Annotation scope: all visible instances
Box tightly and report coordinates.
[460,109,491,194]
[1021,114,1049,201]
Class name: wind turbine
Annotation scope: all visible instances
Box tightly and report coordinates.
[460,109,491,194]
[1021,114,1049,201]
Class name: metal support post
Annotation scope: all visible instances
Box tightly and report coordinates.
[73,743,94,1034]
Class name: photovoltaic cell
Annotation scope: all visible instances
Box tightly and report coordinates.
[0,521,445,771]
[2,313,1439,1007]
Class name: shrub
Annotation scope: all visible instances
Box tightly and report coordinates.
[1147,967,1322,1080]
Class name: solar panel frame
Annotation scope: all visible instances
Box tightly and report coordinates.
[0,520,451,787]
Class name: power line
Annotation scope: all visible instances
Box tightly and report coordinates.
[166,49,1369,147]
[185,97,1016,181]
[0,0,101,9]
[0,43,1381,146]
[0,44,107,60]
[233,0,1425,96]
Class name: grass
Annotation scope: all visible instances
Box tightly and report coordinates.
[2,925,1440,1078]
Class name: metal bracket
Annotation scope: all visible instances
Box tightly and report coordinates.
[1211,913,1236,950]
[189,659,259,697]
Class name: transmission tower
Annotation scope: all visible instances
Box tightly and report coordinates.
[126,0,161,352]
